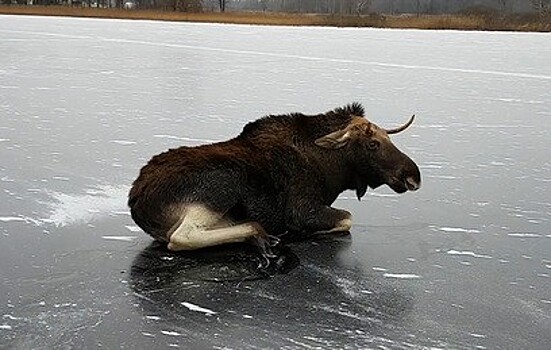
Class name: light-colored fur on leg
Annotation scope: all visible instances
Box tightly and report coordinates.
[166,204,263,251]
[314,217,353,235]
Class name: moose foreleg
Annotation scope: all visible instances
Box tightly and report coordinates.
[287,204,352,235]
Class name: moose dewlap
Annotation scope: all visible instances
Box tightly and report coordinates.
[128,103,420,259]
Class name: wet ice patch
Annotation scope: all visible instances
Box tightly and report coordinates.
[42,185,130,226]
[180,302,216,316]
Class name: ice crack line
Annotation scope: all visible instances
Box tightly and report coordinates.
[2,29,550,81]
[101,37,551,81]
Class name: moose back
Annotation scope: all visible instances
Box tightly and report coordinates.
[128,103,421,258]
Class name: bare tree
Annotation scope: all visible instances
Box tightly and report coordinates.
[495,0,509,14]
[356,0,372,15]
[531,0,551,16]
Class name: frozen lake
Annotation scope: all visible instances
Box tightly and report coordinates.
[1,15,550,349]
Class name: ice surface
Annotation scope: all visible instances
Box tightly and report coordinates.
[1,15,550,350]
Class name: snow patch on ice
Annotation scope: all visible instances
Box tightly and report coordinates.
[102,236,137,242]
[383,273,421,279]
[508,233,542,238]
[153,134,216,143]
[180,302,216,316]
[447,250,492,259]
[42,185,130,226]
[0,216,41,226]
[469,333,486,338]
[110,140,136,145]
[372,267,388,272]
[161,330,181,336]
[0,216,25,222]
[125,225,142,232]
[435,226,481,234]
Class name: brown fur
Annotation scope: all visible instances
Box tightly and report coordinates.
[128,103,420,245]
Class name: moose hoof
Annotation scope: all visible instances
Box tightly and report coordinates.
[266,234,281,247]
[335,218,352,232]
[251,234,277,258]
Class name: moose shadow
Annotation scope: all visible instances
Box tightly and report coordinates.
[128,235,418,348]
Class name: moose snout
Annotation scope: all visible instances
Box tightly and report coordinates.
[405,176,420,191]
[398,157,421,192]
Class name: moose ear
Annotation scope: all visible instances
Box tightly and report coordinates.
[314,129,351,149]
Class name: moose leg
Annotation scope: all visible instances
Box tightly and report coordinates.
[310,208,352,235]
[313,215,352,235]
[288,204,352,235]
[167,204,276,263]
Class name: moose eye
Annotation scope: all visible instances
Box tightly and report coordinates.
[368,140,380,150]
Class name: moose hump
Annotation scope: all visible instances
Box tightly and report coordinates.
[128,103,420,262]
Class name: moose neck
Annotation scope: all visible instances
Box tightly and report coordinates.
[308,146,359,205]
[297,109,363,204]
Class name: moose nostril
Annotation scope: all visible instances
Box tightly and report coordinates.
[405,177,420,191]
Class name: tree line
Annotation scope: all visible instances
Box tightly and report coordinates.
[4,0,550,18]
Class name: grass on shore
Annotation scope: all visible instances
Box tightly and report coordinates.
[1,5,550,32]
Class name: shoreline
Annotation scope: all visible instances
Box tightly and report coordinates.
[0,6,550,32]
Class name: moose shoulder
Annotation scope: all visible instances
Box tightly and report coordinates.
[128,103,421,259]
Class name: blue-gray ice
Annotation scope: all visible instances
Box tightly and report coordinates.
[1,15,550,349]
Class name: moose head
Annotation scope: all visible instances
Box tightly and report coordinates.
[315,115,421,197]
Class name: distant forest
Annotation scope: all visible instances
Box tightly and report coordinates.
[220,0,548,15]
[7,0,551,18]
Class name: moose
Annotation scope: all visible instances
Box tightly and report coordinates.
[128,103,421,262]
